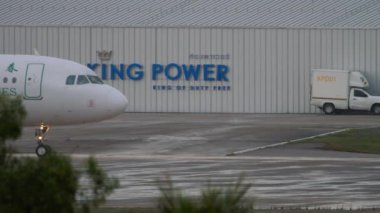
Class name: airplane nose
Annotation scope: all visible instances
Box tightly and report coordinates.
[107,88,128,115]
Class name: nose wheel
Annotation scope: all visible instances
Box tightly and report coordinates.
[35,124,51,157]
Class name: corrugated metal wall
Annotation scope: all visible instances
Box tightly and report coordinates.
[1,26,380,113]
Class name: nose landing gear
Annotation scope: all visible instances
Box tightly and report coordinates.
[35,124,51,157]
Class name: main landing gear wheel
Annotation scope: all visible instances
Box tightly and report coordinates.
[35,144,51,157]
[34,123,51,157]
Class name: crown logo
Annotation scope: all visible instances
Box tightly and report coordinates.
[97,50,113,61]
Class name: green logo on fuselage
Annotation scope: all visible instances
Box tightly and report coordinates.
[6,63,18,73]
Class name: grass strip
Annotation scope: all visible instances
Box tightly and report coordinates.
[301,127,380,154]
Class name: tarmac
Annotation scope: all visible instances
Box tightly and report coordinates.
[11,113,380,209]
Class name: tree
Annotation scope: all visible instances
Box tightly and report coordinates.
[0,153,78,213]
[77,156,120,213]
[0,95,119,212]
[0,95,26,143]
[0,95,26,165]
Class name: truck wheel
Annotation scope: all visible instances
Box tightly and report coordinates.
[372,104,380,115]
[323,103,335,114]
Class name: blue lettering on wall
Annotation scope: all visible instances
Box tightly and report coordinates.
[203,64,215,81]
[87,63,144,80]
[102,64,108,80]
[87,63,229,82]
[126,63,144,80]
[216,64,229,81]
[87,63,98,71]
[111,64,124,80]
[165,63,182,80]
[183,64,201,80]
[152,64,164,80]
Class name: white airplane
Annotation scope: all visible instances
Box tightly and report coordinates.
[0,54,128,156]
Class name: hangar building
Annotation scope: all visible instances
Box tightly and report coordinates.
[1,0,380,113]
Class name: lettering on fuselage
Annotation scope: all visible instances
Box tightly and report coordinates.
[0,87,17,96]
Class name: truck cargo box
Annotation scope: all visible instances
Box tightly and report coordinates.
[311,69,350,101]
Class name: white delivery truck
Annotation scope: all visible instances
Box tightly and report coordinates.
[310,69,380,114]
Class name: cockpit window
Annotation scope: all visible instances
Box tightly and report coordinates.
[77,75,90,85]
[66,75,76,85]
[87,75,104,84]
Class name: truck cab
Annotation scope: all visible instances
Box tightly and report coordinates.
[349,88,380,114]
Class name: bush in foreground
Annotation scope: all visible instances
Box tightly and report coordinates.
[0,151,119,213]
[0,95,25,143]
[157,175,254,213]
[0,152,77,212]
[0,95,119,213]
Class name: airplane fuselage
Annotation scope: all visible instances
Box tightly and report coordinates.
[0,55,128,126]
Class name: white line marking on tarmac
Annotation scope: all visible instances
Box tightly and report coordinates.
[227,128,351,156]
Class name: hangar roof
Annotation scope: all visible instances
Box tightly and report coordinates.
[1,0,380,29]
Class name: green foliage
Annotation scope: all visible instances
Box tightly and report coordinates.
[0,152,78,213]
[0,152,119,213]
[157,176,197,213]
[0,95,26,143]
[0,95,119,213]
[78,156,120,213]
[157,175,254,213]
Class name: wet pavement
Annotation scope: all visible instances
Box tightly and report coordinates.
[10,113,380,209]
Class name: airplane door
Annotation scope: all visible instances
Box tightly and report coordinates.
[24,63,44,100]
